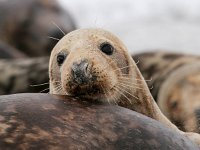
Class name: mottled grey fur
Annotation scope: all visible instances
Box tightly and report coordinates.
[132,52,200,101]
[133,51,200,133]
[0,93,198,149]
[0,57,49,95]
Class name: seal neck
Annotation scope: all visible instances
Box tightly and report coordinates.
[118,60,179,131]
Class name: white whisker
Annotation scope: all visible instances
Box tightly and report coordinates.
[47,36,60,41]
[30,82,49,87]
[111,89,119,105]
[119,76,152,82]
[117,84,139,100]
[113,86,132,104]
[118,81,144,90]
[134,77,152,82]
[112,63,135,72]
[135,59,140,65]
[100,84,110,104]
[101,58,117,71]
[51,21,66,36]
[56,87,63,94]
[118,78,144,86]
[40,88,49,93]
[54,83,63,94]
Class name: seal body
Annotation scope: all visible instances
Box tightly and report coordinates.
[0,57,49,95]
[0,93,199,150]
[132,52,200,101]
[133,52,200,133]
[0,0,76,57]
[49,29,200,145]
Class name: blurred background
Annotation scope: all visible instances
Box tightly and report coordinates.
[59,0,200,54]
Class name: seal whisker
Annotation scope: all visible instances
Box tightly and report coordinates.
[100,83,118,105]
[149,86,153,90]
[116,84,139,100]
[102,59,138,73]
[112,63,135,72]
[117,81,144,90]
[54,84,62,91]
[47,36,60,41]
[118,76,146,85]
[100,84,110,104]
[56,87,63,94]
[30,82,49,87]
[118,78,145,86]
[112,86,132,104]
[101,57,117,72]
[106,86,118,105]
[133,77,152,82]
[119,76,152,82]
[40,88,49,93]
[135,59,140,65]
[54,83,63,93]
[89,53,114,74]
[119,79,153,90]
[111,89,119,105]
[118,78,153,89]
[51,21,66,36]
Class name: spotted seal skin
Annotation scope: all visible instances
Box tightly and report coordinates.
[0,0,76,57]
[133,52,200,133]
[0,57,49,95]
[49,29,200,145]
[159,66,200,133]
[132,51,200,101]
[0,93,199,150]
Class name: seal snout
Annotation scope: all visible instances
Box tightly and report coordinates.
[72,59,92,85]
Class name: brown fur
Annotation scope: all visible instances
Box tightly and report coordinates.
[133,52,200,133]
[49,29,200,145]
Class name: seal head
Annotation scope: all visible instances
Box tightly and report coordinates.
[49,28,130,102]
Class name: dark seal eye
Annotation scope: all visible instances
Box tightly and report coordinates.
[57,53,66,66]
[100,42,114,55]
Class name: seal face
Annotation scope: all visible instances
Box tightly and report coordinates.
[49,28,131,102]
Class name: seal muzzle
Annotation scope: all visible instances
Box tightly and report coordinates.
[72,59,91,85]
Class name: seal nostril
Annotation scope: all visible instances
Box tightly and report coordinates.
[71,60,91,84]
[84,62,89,75]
